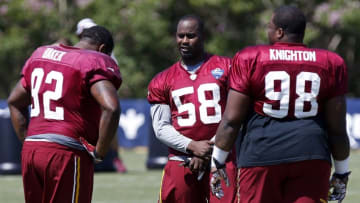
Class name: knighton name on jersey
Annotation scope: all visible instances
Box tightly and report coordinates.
[270,49,316,62]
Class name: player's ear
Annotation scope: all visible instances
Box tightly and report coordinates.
[276,27,285,40]
[98,44,109,55]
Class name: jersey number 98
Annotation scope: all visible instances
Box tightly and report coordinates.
[264,71,320,118]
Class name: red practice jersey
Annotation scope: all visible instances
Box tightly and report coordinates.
[21,44,122,145]
[148,54,231,156]
[230,42,347,119]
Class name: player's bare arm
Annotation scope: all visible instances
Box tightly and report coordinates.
[324,95,351,202]
[90,80,121,159]
[214,90,250,152]
[7,81,31,142]
[325,95,350,160]
[210,89,250,199]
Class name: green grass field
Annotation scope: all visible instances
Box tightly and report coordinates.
[1,149,359,203]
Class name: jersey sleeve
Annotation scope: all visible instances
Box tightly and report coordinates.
[221,56,232,91]
[20,47,44,91]
[327,54,348,98]
[229,48,254,95]
[147,72,169,104]
[20,57,33,91]
[81,53,122,90]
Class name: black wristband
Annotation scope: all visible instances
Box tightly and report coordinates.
[334,171,351,179]
[213,158,226,169]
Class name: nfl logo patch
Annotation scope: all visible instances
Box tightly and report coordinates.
[211,68,224,79]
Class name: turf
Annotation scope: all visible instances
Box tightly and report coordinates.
[1,149,359,202]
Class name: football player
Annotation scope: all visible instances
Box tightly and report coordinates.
[210,5,350,203]
[8,26,122,203]
[148,15,237,202]
[76,18,127,173]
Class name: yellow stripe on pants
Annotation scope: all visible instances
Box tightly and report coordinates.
[159,169,165,203]
[75,157,81,203]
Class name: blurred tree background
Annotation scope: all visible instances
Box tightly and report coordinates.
[0,0,359,98]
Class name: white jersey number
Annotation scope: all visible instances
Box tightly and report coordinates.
[30,68,64,120]
[172,83,222,127]
[263,71,320,118]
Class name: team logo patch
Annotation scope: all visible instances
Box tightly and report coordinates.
[211,68,224,79]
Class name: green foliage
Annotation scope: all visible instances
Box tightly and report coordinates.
[1,0,360,98]
[0,0,77,97]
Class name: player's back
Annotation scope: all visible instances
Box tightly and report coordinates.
[232,42,346,120]
[21,44,121,145]
[231,42,347,167]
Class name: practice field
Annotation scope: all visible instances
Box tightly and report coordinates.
[1,149,359,203]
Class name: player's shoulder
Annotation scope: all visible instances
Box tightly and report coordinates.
[209,54,231,63]
[208,54,231,66]
[313,47,345,65]
[77,49,118,69]
[152,62,179,81]
[148,62,179,89]
[28,45,58,59]
[234,45,268,60]
[78,49,113,62]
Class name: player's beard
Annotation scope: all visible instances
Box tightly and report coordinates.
[180,49,202,63]
[181,52,194,59]
[179,44,204,64]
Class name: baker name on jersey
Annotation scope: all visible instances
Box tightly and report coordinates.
[42,48,66,61]
[270,49,316,62]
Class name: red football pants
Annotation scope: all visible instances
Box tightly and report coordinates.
[159,159,237,203]
[21,141,94,203]
[238,159,331,203]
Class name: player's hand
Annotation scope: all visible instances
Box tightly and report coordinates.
[179,157,209,180]
[210,158,229,199]
[328,172,351,202]
[80,137,103,164]
[187,140,214,158]
[188,156,209,172]
[189,157,209,180]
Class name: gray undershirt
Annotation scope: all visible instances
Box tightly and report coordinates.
[150,104,193,154]
[25,134,85,151]
[181,61,203,74]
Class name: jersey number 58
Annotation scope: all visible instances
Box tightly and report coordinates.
[171,83,222,126]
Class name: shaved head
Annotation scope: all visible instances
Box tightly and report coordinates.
[177,15,204,36]
[273,5,306,41]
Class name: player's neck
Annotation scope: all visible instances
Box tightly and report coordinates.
[74,41,99,52]
[276,35,303,44]
[181,52,206,66]
[181,60,204,74]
